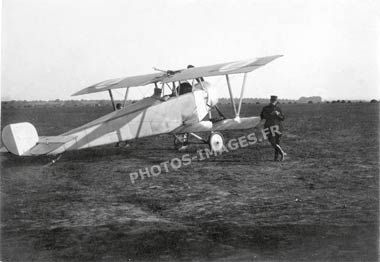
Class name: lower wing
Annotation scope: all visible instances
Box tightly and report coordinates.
[171,117,261,134]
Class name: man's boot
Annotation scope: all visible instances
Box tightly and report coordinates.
[276,144,286,161]
[274,151,279,161]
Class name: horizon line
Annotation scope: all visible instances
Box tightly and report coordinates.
[1,97,378,102]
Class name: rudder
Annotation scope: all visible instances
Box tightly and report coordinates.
[1,122,39,156]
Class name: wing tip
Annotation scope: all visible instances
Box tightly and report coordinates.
[71,86,95,96]
[71,90,86,96]
[274,54,284,59]
[263,54,284,60]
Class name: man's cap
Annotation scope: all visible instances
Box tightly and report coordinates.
[270,95,278,101]
[187,65,194,69]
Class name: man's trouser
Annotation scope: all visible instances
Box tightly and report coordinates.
[267,133,284,160]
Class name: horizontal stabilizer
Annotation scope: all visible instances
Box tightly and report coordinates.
[38,136,76,144]
[29,135,76,155]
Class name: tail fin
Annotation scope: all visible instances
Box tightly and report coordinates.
[1,122,39,156]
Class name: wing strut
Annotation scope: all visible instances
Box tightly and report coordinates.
[214,105,227,119]
[226,73,249,118]
[123,87,129,107]
[172,82,178,96]
[237,73,248,116]
[161,83,165,95]
[226,75,237,116]
[108,90,116,111]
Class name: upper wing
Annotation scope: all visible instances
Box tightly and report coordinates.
[72,55,282,96]
[162,55,283,83]
[72,72,166,96]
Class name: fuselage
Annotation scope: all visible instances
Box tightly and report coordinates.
[46,82,217,155]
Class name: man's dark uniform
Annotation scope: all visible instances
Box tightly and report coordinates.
[260,96,286,161]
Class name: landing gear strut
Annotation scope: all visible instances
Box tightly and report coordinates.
[173,133,189,151]
[173,132,225,152]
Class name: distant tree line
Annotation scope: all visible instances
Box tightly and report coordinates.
[2,96,378,107]
[327,99,378,104]
[218,96,322,104]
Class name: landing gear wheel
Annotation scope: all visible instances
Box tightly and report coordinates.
[208,132,224,153]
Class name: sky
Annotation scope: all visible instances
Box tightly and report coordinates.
[1,0,379,101]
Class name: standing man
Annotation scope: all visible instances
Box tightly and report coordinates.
[260,95,286,161]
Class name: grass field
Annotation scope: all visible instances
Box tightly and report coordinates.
[1,102,379,261]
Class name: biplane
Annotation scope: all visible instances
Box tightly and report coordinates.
[1,55,282,156]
